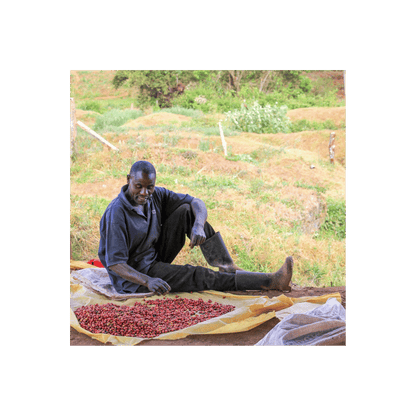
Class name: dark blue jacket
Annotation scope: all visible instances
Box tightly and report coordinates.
[98,184,193,293]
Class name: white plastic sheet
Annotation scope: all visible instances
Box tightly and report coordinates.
[255,297,346,346]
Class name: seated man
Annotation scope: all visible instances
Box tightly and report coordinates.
[98,160,293,295]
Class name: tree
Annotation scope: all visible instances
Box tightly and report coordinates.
[113,70,186,108]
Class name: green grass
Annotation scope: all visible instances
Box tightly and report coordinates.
[289,119,344,132]
[93,109,144,132]
[201,126,239,137]
[294,180,327,194]
[76,97,138,111]
[226,153,254,163]
[74,128,103,150]
[186,175,240,192]
[303,261,328,286]
[317,198,346,240]
[157,163,195,177]
[70,195,111,260]
[155,106,203,118]
[250,145,287,162]
[162,133,180,147]
[198,138,212,152]
[249,178,264,194]
[181,116,239,137]
[233,245,272,273]
[73,167,95,184]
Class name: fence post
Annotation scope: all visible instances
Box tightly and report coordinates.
[329,132,336,164]
[343,70,346,99]
[218,122,228,156]
[70,97,77,157]
[70,97,76,259]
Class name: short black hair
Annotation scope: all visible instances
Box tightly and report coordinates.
[129,161,156,176]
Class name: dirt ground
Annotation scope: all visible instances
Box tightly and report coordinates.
[70,285,346,346]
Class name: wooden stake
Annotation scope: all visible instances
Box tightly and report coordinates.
[69,234,72,260]
[218,122,227,156]
[76,120,119,151]
[329,132,336,164]
[70,98,77,157]
[343,70,346,99]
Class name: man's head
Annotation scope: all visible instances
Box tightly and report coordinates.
[126,161,157,206]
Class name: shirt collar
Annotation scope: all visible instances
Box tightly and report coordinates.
[119,184,150,217]
[119,184,138,211]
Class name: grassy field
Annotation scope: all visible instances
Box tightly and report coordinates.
[70,71,346,288]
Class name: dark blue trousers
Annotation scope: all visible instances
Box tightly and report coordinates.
[138,204,236,293]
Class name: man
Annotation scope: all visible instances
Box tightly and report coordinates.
[98,161,293,295]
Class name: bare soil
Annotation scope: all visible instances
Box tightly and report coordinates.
[70,285,346,346]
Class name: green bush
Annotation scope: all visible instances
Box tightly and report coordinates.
[225,101,292,134]
[171,83,242,114]
[111,70,345,113]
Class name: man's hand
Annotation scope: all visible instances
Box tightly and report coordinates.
[147,277,171,295]
[189,223,206,249]
[109,263,170,295]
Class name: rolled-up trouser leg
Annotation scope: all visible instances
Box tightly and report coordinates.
[141,261,236,293]
[155,204,216,264]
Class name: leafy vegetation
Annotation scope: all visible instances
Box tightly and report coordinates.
[226,101,291,134]
[111,70,344,113]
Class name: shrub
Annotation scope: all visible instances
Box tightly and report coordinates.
[171,84,242,113]
[225,101,292,134]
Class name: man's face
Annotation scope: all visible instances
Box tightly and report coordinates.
[126,170,156,206]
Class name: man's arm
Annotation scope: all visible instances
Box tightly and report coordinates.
[189,197,208,249]
[108,263,171,295]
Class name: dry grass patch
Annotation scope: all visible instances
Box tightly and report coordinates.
[71,178,126,200]
[262,130,345,165]
[287,106,345,126]
[75,109,101,126]
[70,70,135,100]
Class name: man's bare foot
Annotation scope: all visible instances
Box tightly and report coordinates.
[270,256,293,292]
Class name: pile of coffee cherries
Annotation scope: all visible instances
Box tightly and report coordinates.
[75,296,235,338]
